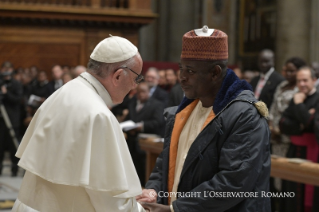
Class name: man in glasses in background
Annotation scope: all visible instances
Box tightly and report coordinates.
[13,36,148,212]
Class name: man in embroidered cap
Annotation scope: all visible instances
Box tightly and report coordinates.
[12,36,147,212]
[138,26,271,212]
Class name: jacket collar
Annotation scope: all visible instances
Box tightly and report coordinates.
[176,69,252,115]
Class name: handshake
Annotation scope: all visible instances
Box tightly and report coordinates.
[136,189,171,212]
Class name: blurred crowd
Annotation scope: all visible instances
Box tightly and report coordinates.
[1,48,319,211]
[231,49,319,212]
[0,62,86,176]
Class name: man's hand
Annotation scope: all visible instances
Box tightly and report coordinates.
[1,86,7,94]
[135,122,143,132]
[136,189,157,203]
[141,203,171,212]
[309,108,316,115]
[294,92,306,104]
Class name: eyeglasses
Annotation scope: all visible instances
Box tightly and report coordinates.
[119,65,144,84]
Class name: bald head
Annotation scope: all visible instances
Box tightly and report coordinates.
[258,49,274,74]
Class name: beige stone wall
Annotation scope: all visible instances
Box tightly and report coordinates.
[276,0,311,70]
[310,0,319,63]
[203,0,237,65]
[139,0,318,69]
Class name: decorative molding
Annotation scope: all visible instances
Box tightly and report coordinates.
[0,1,157,26]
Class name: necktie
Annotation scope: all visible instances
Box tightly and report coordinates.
[136,103,143,112]
[254,77,265,99]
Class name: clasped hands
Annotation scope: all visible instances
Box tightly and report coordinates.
[294,92,316,115]
[293,92,306,104]
[136,189,171,212]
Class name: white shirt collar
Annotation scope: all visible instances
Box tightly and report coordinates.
[308,87,317,96]
[80,72,113,107]
[149,86,156,96]
[260,67,275,80]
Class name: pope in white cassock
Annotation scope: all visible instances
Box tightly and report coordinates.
[12,36,150,212]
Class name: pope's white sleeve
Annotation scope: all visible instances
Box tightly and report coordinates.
[85,188,145,212]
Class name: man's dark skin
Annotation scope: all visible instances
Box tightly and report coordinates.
[258,50,274,74]
[140,59,226,212]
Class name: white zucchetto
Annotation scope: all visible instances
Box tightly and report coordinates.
[90,35,138,63]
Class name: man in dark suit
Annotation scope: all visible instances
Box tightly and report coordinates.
[145,67,168,107]
[0,63,23,176]
[251,49,284,212]
[31,71,51,100]
[125,82,164,186]
[250,49,285,109]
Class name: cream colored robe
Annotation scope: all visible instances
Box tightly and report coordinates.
[12,72,145,212]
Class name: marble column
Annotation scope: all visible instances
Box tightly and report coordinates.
[139,0,200,62]
[202,0,236,65]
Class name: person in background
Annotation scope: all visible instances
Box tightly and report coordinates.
[62,72,73,84]
[268,57,306,212]
[29,66,38,87]
[168,69,184,107]
[243,70,257,83]
[279,66,319,212]
[48,65,63,95]
[269,57,306,158]
[62,65,70,73]
[24,71,51,128]
[19,73,32,130]
[13,71,22,83]
[250,49,285,109]
[125,82,164,186]
[0,61,23,177]
[72,65,86,78]
[165,69,178,92]
[30,71,51,100]
[158,69,168,90]
[145,67,168,106]
[233,67,243,79]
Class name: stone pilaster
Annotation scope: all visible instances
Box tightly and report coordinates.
[310,0,319,63]
[276,0,311,71]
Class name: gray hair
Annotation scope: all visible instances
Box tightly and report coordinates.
[87,56,136,78]
[146,67,160,79]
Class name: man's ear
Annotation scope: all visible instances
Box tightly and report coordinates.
[212,65,222,80]
[112,68,124,86]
